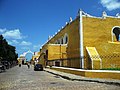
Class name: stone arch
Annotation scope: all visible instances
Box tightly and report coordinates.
[22,50,34,57]
[18,50,34,65]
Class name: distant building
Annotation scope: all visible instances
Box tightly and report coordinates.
[32,52,40,65]
[38,10,120,70]
[17,55,26,65]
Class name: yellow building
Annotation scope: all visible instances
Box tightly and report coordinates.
[32,52,40,65]
[39,10,120,70]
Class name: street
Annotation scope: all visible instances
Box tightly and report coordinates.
[0,65,120,90]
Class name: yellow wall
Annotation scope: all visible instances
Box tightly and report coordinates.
[39,16,120,69]
[38,45,48,67]
[51,67,120,80]
[83,17,120,69]
[48,44,67,60]
[46,18,80,68]
[32,52,40,60]
[38,53,46,67]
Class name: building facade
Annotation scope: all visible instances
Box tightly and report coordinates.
[17,55,26,65]
[38,10,120,70]
[32,51,40,65]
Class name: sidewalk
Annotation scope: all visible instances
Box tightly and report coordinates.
[44,68,120,86]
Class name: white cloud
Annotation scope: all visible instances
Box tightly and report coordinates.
[100,0,120,11]
[7,40,19,45]
[0,28,6,33]
[12,40,19,44]
[7,40,12,45]
[2,29,23,39]
[21,47,30,50]
[20,41,32,46]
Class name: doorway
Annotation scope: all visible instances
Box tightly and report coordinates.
[55,61,60,67]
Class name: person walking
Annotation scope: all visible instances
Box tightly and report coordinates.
[27,62,30,69]
[19,64,21,67]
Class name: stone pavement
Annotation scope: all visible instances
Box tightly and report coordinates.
[44,68,120,86]
[0,65,120,90]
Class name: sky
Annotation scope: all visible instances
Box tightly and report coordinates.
[0,0,120,60]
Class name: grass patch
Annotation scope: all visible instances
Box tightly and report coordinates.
[101,68,120,71]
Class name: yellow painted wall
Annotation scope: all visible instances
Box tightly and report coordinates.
[38,53,46,67]
[17,58,22,64]
[32,52,40,60]
[83,17,120,69]
[48,45,67,60]
[51,67,120,80]
[40,16,120,69]
[46,18,80,68]
[38,45,48,67]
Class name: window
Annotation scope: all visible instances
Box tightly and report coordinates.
[112,26,120,42]
[61,38,63,44]
[65,36,68,44]
[119,35,120,41]
[58,40,60,44]
[63,33,68,44]
[55,40,58,44]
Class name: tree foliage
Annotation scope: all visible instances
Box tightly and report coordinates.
[0,35,18,61]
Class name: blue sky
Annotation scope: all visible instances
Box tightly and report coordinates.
[0,0,120,60]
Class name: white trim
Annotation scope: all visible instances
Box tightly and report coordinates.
[79,10,84,69]
[48,44,67,46]
[52,66,120,73]
[22,50,34,56]
[82,10,120,19]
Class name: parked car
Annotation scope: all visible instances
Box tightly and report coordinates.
[0,64,6,72]
[34,64,43,71]
[1,61,10,69]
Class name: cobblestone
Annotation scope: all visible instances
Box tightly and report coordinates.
[0,65,120,90]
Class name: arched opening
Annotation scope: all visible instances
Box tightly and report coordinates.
[46,50,48,60]
[19,50,34,64]
[61,38,64,44]
[22,60,25,65]
[26,53,33,61]
[57,39,60,44]
[65,36,68,44]
[112,26,120,42]
[63,33,68,44]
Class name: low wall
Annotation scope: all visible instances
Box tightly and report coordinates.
[51,67,120,80]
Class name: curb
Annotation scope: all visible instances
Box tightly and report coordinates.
[44,69,120,86]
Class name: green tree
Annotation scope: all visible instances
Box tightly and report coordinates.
[0,35,18,62]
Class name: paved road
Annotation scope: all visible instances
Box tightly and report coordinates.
[0,65,120,90]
